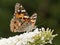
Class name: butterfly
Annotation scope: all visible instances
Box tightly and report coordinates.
[10,3,37,32]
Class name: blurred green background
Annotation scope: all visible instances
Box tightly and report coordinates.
[0,0,60,45]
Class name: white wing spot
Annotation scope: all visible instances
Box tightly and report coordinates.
[21,10,26,12]
[18,10,20,12]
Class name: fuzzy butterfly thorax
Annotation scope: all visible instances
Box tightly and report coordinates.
[10,3,37,32]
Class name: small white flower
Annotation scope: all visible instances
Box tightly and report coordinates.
[0,27,57,45]
[41,27,45,31]
[41,36,45,40]
[48,40,52,44]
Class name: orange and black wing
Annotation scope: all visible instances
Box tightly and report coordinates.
[14,3,29,20]
[30,13,37,27]
[10,3,30,32]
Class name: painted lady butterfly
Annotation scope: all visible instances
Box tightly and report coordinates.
[10,3,37,32]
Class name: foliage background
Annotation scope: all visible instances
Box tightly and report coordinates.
[0,0,60,45]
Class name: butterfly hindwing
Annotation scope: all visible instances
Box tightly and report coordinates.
[30,13,37,26]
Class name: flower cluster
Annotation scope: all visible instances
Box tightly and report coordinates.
[0,27,57,45]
